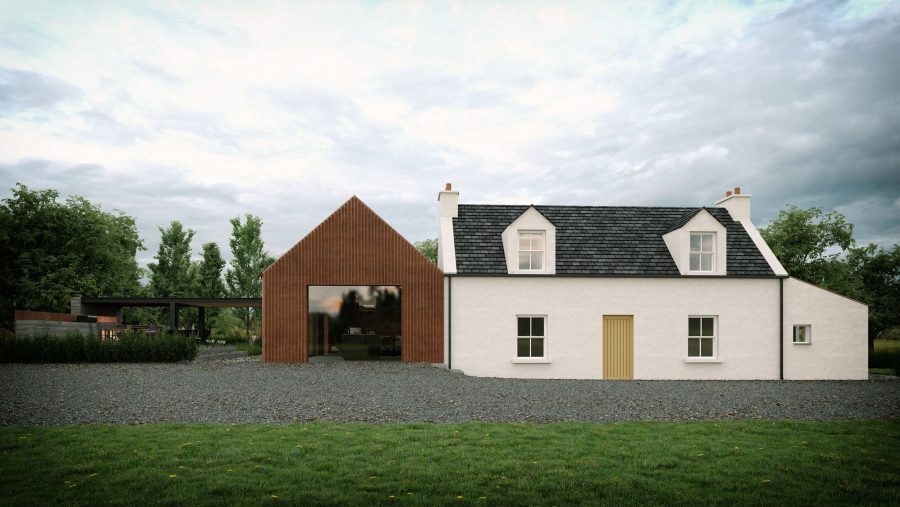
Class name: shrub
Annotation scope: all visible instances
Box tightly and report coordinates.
[0,331,198,363]
[869,349,900,375]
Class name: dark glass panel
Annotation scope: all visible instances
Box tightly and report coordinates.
[517,338,530,357]
[531,317,544,337]
[518,317,530,337]
[701,338,713,357]
[688,338,700,357]
[531,338,544,357]
[702,317,714,337]
[688,317,701,337]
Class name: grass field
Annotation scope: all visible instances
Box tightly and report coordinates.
[1,421,898,506]
[234,342,262,356]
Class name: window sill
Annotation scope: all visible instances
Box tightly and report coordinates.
[512,358,552,364]
[792,342,812,346]
[683,358,722,363]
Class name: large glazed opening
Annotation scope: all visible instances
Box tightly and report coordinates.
[308,285,401,360]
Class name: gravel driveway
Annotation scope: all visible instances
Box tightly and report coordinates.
[1,360,898,425]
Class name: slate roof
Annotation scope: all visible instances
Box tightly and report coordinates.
[452,205,775,276]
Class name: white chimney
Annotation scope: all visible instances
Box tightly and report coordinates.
[438,182,459,218]
[437,183,458,273]
[715,186,751,222]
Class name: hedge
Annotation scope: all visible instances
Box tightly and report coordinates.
[0,332,198,363]
[870,349,900,374]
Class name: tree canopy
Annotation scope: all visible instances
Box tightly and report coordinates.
[196,242,226,298]
[0,184,144,329]
[147,221,196,297]
[414,238,438,264]
[226,214,274,338]
[760,206,855,292]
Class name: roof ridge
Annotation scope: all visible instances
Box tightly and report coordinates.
[459,203,720,210]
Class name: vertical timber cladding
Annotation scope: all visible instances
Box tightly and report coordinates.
[603,315,634,380]
[262,196,444,363]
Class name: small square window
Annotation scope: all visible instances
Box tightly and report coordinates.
[517,316,546,358]
[688,316,717,358]
[793,325,811,344]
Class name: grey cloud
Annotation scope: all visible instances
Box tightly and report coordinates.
[265,86,451,173]
[0,67,83,114]
[511,2,900,247]
[78,110,151,145]
[0,160,243,267]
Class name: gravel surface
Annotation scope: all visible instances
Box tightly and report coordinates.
[1,361,898,425]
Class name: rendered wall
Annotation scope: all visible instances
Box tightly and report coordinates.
[783,277,868,380]
[262,197,444,363]
[448,277,782,379]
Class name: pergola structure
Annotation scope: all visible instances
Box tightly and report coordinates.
[71,296,262,338]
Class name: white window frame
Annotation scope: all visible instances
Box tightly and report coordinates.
[687,315,717,359]
[793,324,812,345]
[518,230,545,272]
[689,232,715,273]
[515,315,548,361]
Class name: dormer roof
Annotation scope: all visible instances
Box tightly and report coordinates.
[663,207,728,234]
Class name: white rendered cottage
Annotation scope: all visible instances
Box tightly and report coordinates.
[437,185,867,380]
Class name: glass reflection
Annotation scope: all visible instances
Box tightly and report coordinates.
[308,285,401,360]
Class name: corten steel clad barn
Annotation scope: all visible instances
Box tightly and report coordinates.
[262,196,444,363]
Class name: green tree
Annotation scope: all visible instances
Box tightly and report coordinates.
[759,206,855,293]
[147,221,196,297]
[414,238,438,264]
[225,214,274,339]
[196,242,226,298]
[846,244,900,351]
[0,184,143,330]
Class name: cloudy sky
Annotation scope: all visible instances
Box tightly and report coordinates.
[1,0,898,267]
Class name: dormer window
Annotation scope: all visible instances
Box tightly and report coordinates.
[690,233,715,272]
[518,231,545,270]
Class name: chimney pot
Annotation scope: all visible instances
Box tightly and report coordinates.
[734,186,741,195]
[725,190,732,197]
[445,182,452,191]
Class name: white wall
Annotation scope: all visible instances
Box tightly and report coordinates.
[449,277,781,379]
[783,277,868,380]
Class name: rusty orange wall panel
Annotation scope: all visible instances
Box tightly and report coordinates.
[262,196,444,363]
[14,310,77,322]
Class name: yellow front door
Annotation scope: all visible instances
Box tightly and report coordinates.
[603,315,634,380]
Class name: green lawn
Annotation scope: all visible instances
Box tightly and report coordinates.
[1,421,897,506]
[234,342,262,356]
